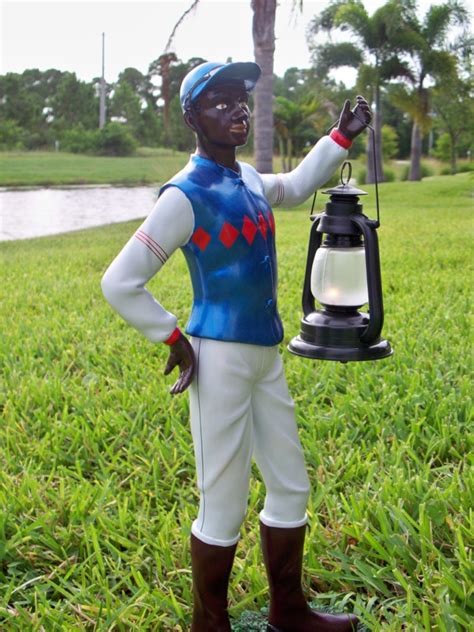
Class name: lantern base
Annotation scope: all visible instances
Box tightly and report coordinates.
[288,335,392,362]
[288,308,393,362]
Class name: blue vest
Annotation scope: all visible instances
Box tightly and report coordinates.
[160,154,284,346]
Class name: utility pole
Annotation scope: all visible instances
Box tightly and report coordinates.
[99,32,106,129]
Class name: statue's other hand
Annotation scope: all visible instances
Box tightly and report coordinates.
[164,333,196,395]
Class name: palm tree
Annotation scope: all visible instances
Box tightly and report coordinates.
[151,0,199,147]
[391,1,468,180]
[308,0,413,183]
[274,95,322,171]
[251,0,277,172]
[155,53,178,146]
[164,0,305,173]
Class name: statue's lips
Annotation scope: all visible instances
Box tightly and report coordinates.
[229,123,248,133]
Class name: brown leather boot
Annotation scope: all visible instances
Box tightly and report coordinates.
[190,533,238,632]
[260,523,358,632]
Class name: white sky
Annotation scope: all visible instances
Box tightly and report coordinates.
[0,0,463,87]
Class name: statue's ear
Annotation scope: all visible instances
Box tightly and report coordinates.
[184,111,197,133]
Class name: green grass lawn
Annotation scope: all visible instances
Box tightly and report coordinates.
[0,148,192,187]
[1,174,472,630]
[0,148,449,188]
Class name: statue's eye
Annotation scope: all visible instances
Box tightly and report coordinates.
[215,103,228,110]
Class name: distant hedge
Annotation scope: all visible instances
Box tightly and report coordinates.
[60,122,137,156]
[0,119,26,150]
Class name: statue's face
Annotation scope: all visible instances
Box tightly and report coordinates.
[192,81,250,147]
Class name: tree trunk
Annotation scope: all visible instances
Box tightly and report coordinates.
[251,0,276,173]
[366,83,384,184]
[158,53,177,147]
[449,130,457,174]
[408,121,422,181]
[278,136,287,172]
[161,61,171,146]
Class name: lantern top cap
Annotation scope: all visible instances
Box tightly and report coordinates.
[323,183,368,197]
[322,161,367,197]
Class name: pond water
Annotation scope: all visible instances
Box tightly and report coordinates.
[0,185,160,241]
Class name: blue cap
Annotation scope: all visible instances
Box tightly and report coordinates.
[180,61,261,113]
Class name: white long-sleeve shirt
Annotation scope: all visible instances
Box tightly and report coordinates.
[101,134,348,342]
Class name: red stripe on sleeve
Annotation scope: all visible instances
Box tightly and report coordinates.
[136,229,169,261]
[134,231,168,265]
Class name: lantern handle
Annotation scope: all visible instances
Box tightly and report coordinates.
[351,214,384,344]
[326,117,381,226]
[367,123,381,227]
[309,189,318,217]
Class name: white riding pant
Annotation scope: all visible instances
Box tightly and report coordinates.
[189,337,310,547]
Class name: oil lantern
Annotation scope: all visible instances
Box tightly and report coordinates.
[288,162,393,362]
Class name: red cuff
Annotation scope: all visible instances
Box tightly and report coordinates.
[330,128,352,149]
[164,327,181,345]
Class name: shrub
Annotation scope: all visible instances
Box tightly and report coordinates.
[0,120,25,150]
[96,122,137,156]
[438,163,473,175]
[381,125,399,160]
[60,127,99,154]
[356,167,367,185]
[356,166,395,184]
[23,131,50,150]
[400,162,435,180]
[432,133,451,162]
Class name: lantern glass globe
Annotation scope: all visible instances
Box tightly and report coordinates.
[311,246,369,307]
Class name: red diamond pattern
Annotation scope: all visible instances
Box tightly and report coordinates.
[241,215,258,245]
[268,212,275,234]
[192,213,272,252]
[258,212,268,240]
[219,222,239,248]
[192,227,211,251]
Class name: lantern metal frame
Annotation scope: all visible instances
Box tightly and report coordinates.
[288,162,393,362]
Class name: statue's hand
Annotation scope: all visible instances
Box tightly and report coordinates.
[337,95,372,141]
[164,332,196,395]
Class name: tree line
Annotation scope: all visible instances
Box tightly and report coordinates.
[0,0,472,180]
[307,0,472,180]
[0,59,204,157]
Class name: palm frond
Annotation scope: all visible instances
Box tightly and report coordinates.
[335,3,371,42]
[380,57,415,82]
[311,42,364,76]
[310,0,357,35]
[165,0,200,53]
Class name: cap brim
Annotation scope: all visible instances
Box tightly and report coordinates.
[205,62,261,93]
